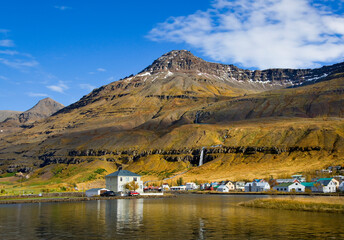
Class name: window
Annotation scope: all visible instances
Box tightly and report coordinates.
[134,177,137,181]
[126,177,129,181]
[120,177,122,181]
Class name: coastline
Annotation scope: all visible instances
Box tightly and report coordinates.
[0,193,175,205]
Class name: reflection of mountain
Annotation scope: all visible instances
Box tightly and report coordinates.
[105,199,143,231]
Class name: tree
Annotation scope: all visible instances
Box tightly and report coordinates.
[125,180,139,191]
[177,177,184,186]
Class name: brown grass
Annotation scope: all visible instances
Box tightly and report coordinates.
[239,196,344,213]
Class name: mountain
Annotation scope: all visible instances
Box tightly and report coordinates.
[0,110,22,122]
[0,98,64,135]
[0,50,343,188]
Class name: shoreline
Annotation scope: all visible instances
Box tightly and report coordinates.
[190,190,344,196]
[0,194,175,205]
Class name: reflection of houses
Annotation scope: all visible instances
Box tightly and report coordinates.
[245,179,270,192]
[85,188,109,197]
[105,199,143,231]
[311,178,337,193]
[105,169,143,193]
[273,180,305,192]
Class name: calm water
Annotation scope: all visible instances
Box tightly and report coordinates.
[0,194,343,239]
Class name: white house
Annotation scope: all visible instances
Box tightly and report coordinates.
[235,181,245,191]
[105,169,143,193]
[339,182,344,192]
[245,180,270,192]
[170,186,186,191]
[273,180,305,192]
[162,183,170,191]
[186,182,198,190]
[311,178,337,193]
[216,185,229,192]
[85,188,109,197]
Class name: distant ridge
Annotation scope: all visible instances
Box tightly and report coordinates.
[0,110,22,122]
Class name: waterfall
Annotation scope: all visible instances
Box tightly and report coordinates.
[199,147,205,166]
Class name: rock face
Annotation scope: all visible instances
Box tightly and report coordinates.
[141,50,344,88]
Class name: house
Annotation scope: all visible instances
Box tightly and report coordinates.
[162,183,170,191]
[245,180,270,192]
[85,188,109,197]
[339,181,344,192]
[186,182,198,190]
[291,174,306,182]
[217,185,229,192]
[235,181,245,191]
[311,178,337,193]
[273,180,305,192]
[217,181,235,191]
[170,186,186,191]
[301,182,314,191]
[105,169,143,193]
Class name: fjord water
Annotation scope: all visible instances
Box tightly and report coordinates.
[1,195,343,239]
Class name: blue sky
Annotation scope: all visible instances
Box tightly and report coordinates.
[1,0,344,111]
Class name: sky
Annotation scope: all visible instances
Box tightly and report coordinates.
[1,0,344,111]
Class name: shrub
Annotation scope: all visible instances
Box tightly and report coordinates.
[177,177,184,186]
[94,168,107,174]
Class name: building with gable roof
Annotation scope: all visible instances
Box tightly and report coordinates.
[273,180,305,192]
[105,169,143,193]
[311,178,337,193]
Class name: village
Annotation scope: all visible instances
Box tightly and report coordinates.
[85,167,344,197]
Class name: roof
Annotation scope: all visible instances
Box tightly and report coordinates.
[317,178,333,181]
[86,188,107,191]
[317,179,332,186]
[105,169,141,177]
[275,182,293,187]
[301,182,314,187]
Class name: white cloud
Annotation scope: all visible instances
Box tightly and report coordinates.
[0,58,39,69]
[97,68,106,72]
[148,0,344,69]
[0,50,18,55]
[27,92,49,97]
[79,83,95,91]
[54,6,71,11]
[0,75,8,80]
[0,39,14,47]
[47,81,69,93]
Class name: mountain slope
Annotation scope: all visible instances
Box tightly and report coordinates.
[0,98,64,135]
[0,110,22,122]
[0,50,343,185]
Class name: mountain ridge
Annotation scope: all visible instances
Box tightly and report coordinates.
[0,50,343,187]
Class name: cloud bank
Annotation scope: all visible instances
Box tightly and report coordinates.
[148,0,344,69]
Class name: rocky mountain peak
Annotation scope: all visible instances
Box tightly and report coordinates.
[141,50,213,74]
[17,98,65,123]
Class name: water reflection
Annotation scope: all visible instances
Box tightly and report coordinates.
[0,195,343,239]
[105,199,143,231]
